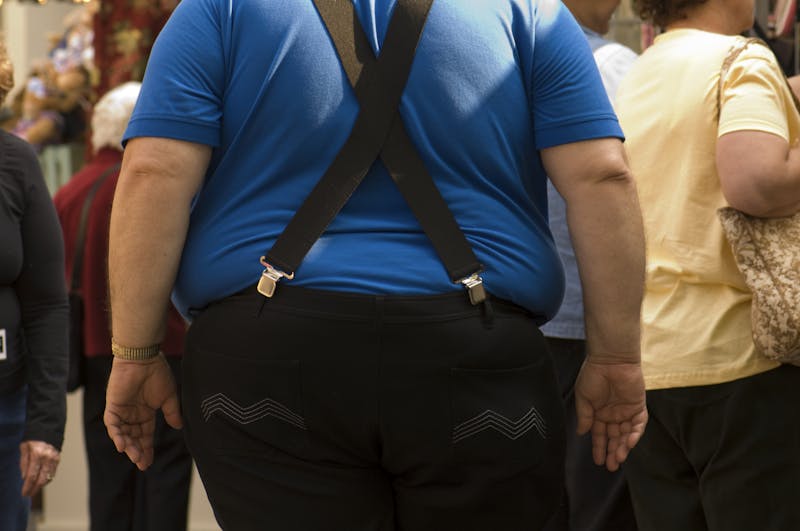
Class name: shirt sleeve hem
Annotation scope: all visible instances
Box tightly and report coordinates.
[718,120,789,142]
[536,116,624,149]
[123,116,220,147]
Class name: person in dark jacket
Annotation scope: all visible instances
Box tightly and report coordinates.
[0,37,69,531]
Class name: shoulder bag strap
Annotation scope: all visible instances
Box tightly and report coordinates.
[718,37,800,118]
[70,163,121,293]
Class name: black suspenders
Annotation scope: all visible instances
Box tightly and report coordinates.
[258,0,486,304]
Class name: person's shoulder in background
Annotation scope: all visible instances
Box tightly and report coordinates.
[0,127,45,182]
[593,42,638,103]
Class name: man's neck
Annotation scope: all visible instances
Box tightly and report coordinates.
[567,3,609,35]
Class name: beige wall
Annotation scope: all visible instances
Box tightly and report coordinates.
[2,3,77,98]
[610,1,644,52]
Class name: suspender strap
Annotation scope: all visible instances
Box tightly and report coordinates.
[381,108,484,283]
[71,163,121,293]
[264,0,432,275]
[260,0,485,303]
[314,0,483,283]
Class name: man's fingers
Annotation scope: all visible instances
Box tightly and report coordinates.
[575,397,594,436]
[106,424,156,469]
[120,435,149,469]
[162,393,183,430]
[110,434,127,453]
[109,428,155,471]
[608,414,648,469]
[127,443,154,471]
[591,421,608,466]
[106,423,146,467]
[624,420,645,451]
[605,453,621,472]
[104,417,129,453]
[124,444,142,465]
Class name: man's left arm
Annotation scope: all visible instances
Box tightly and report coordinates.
[542,137,647,471]
[105,136,210,470]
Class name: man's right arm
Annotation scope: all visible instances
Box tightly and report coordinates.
[541,137,647,471]
[109,137,209,348]
[105,136,210,470]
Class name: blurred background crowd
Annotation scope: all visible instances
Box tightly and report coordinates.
[1,0,797,197]
[0,0,176,194]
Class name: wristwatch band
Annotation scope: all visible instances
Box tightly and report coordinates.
[111,340,161,360]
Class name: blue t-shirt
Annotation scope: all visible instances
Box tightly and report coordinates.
[124,0,622,319]
[541,26,616,341]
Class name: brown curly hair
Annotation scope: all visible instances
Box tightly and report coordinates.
[0,38,13,106]
[633,0,709,28]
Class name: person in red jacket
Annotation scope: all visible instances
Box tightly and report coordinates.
[53,82,192,531]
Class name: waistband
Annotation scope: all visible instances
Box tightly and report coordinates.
[223,284,541,323]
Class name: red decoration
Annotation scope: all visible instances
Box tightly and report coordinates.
[92,0,177,99]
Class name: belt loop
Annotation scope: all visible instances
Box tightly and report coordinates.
[480,297,495,330]
[255,294,267,317]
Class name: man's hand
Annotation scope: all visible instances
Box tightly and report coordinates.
[104,354,182,471]
[574,359,647,472]
[20,440,60,497]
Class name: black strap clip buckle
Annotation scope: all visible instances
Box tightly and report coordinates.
[256,257,294,298]
[459,273,486,306]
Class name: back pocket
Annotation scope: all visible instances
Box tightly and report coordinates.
[185,348,307,457]
[450,358,564,471]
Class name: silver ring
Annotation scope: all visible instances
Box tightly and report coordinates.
[45,473,53,482]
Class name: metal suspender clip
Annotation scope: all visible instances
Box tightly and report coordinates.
[257,257,294,298]
[459,272,486,306]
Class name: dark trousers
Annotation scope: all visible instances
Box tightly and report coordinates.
[182,285,566,531]
[0,386,29,531]
[83,355,192,531]
[625,364,800,531]
[543,337,638,531]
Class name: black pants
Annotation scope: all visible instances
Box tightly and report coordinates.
[625,364,800,531]
[182,285,566,531]
[83,356,193,531]
[542,338,638,531]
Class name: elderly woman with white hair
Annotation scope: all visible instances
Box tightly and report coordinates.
[53,82,193,531]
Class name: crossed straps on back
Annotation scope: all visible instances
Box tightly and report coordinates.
[258,0,486,304]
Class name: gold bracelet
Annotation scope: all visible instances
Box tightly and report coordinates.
[111,340,162,361]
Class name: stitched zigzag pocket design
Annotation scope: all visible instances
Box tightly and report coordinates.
[452,406,547,443]
[201,392,308,431]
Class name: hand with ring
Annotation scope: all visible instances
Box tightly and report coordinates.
[20,440,61,497]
